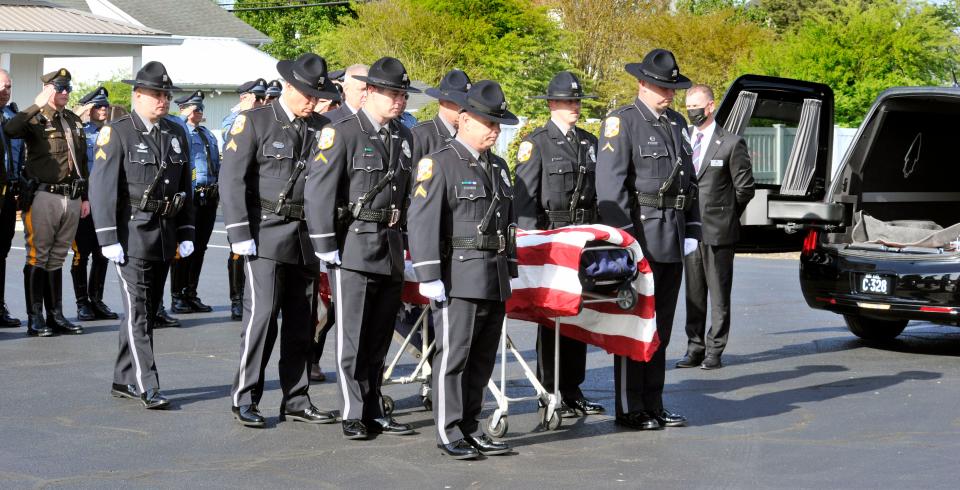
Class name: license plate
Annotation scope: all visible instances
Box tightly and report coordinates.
[858,273,891,295]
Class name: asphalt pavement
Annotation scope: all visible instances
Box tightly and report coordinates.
[0,225,957,488]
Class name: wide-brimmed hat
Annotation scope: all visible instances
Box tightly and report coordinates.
[353,57,421,93]
[530,71,597,100]
[276,53,340,100]
[449,80,518,125]
[425,69,471,104]
[624,49,691,89]
[79,86,109,107]
[122,61,180,91]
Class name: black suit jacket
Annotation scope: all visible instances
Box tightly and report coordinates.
[691,124,755,246]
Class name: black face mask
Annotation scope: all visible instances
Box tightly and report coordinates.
[687,107,708,127]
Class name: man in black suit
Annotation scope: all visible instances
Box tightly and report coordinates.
[677,84,755,370]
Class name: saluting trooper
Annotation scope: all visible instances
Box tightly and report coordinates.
[514,71,605,418]
[407,80,519,460]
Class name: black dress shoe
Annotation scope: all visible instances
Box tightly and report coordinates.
[342,419,368,440]
[438,439,480,460]
[110,383,140,400]
[232,404,266,427]
[0,304,21,328]
[654,409,688,427]
[676,352,704,368]
[140,389,170,410]
[48,317,83,335]
[91,299,119,320]
[186,295,213,313]
[563,397,605,416]
[700,356,722,370]
[230,301,243,321]
[153,308,181,328]
[464,434,510,455]
[280,405,337,424]
[170,297,195,314]
[614,411,663,431]
[364,416,414,435]
[76,299,97,321]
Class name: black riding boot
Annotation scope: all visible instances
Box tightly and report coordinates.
[88,257,119,319]
[71,261,96,321]
[228,254,244,321]
[24,265,53,337]
[44,269,83,334]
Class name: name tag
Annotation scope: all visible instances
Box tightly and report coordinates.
[710,159,723,167]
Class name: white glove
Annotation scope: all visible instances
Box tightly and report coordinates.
[101,243,125,263]
[178,241,194,258]
[419,280,447,302]
[683,238,699,257]
[231,239,257,256]
[315,250,341,265]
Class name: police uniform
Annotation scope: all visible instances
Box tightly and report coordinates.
[71,87,118,322]
[595,49,701,429]
[169,91,219,314]
[89,62,195,409]
[221,53,339,428]
[305,56,418,440]
[411,69,471,165]
[4,68,88,337]
[407,80,519,459]
[0,101,21,328]
[514,71,604,416]
[222,78,267,321]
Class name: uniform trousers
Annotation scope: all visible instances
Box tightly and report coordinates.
[231,256,315,412]
[114,258,169,392]
[0,190,18,304]
[614,259,682,416]
[536,324,587,401]
[171,196,218,296]
[431,297,504,445]
[329,267,401,421]
[71,215,108,296]
[683,243,736,358]
[23,190,81,270]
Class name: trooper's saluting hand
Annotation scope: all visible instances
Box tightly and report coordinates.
[407,80,519,460]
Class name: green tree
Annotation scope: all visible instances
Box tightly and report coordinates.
[69,77,132,113]
[313,0,567,116]
[740,0,960,126]
[232,0,353,60]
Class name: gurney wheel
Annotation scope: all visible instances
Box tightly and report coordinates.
[616,284,638,311]
[538,405,562,431]
[382,395,395,415]
[488,415,508,437]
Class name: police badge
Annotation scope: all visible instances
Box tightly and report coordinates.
[171,137,181,154]
[402,139,411,158]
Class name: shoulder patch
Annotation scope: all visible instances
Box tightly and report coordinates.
[96,126,111,146]
[416,158,433,182]
[517,141,533,163]
[230,115,247,135]
[603,117,620,138]
[318,127,335,150]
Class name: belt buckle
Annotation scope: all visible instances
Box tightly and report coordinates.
[388,209,400,227]
[159,199,172,216]
[674,195,687,210]
[497,234,506,253]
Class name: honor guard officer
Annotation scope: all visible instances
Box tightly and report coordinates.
[323,64,368,123]
[89,61,196,409]
[305,56,418,440]
[169,91,219,315]
[412,69,471,164]
[265,80,282,102]
[514,71,605,418]
[71,87,119,321]
[4,68,89,337]
[0,68,24,329]
[595,48,701,430]
[407,80,519,460]
[223,77,267,321]
[221,53,340,428]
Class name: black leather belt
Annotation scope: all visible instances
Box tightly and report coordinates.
[635,192,692,210]
[42,183,73,196]
[451,234,506,252]
[354,207,400,226]
[141,198,181,216]
[259,198,305,220]
[547,208,596,224]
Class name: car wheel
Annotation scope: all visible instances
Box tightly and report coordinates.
[843,315,908,340]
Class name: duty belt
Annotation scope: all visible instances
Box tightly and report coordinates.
[547,208,596,224]
[451,234,507,252]
[138,192,186,217]
[42,183,73,197]
[259,198,305,220]
[635,191,692,211]
[353,207,400,227]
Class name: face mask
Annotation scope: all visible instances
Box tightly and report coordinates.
[687,107,708,127]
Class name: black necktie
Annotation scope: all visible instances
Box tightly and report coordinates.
[565,129,576,145]
[378,127,389,145]
[658,114,675,148]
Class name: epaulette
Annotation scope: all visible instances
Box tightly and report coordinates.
[527,126,548,139]
[412,119,434,130]
[609,104,637,117]
[331,111,358,127]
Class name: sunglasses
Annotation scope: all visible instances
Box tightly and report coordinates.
[52,83,73,94]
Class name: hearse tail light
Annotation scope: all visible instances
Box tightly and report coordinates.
[802,229,819,257]
[920,306,958,314]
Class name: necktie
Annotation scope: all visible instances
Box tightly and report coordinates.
[565,129,576,145]
[378,127,389,145]
[692,132,704,173]
[57,113,78,175]
[658,114,675,148]
[0,111,12,178]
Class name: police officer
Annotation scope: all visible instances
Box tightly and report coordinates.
[514,71,604,418]
[71,87,119,321]
[265,79,282,102]
[223,78,267,321]
[0,68,23,329]
[407,80,519,460]
[323,64,367,123]
[4,68,89,337]
[411,69,471,164]
[221,53,339,428]
[89,61,195,409]
[595,48,701,430]
[169,91,219,314]
[305,56,417,440]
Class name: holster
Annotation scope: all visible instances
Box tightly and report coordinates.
[18,178,38,212]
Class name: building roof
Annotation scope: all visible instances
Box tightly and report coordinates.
[51,0,270,44]
[0,0,169,37]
